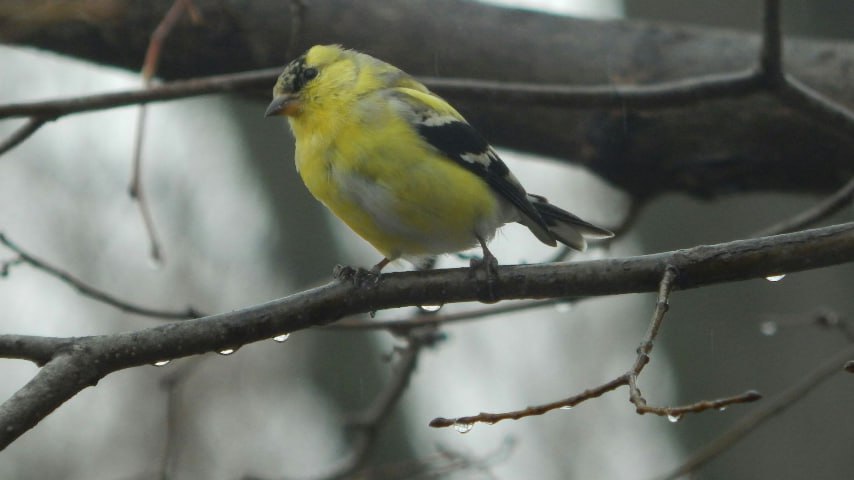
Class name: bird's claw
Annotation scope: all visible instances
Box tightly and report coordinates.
[469,254,499,303]
[333,264,382,286]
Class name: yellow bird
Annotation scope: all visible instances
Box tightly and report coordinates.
[265,45,613,275]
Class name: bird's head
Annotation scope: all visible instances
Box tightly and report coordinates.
[265,44,358,118]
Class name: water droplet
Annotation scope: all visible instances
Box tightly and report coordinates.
[717,406,728,412]
[765,274,786,282]
[418,304,442,313]
[272,333,290,343]
[218,348,235,356]
[152,360,171,367]
[555,301,573,313]
[453,421,474,434]
[667,413,682,423]
[560,405,573,410]
[759,321,778,336]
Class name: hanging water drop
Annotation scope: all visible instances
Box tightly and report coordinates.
[419,304,443,313]
[559,405,573,410]
[273,333,290,343]
[453,421,474,434]
[218,348,236,356]
[759,321,778,336]
[717,406,728,412]
[152,360,171,367]
[765,274,786,282]
[667,413,682,423]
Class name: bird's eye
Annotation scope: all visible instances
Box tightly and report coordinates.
[303,68,318,81]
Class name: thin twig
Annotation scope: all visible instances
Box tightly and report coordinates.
[326,299,565,331]
[301,327,436,480]
[0,233,201,319]
[130,0,199,263]
[429,265,760,429]
[0,117,48,156]
[658,343,854,480]
[754,177,854,237]
[428,375,628,428]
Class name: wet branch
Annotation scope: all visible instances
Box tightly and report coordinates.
[1,222,852,450]
[429,266,761,429]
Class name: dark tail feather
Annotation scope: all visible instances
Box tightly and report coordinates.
[527,194,614,251]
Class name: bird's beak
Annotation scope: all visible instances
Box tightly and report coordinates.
[265,94,301,117]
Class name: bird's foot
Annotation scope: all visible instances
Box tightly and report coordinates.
[469,239,500,303]
[333,258,390,287]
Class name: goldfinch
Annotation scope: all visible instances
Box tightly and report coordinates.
[265,45,613,274]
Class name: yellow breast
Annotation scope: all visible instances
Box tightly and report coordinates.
[289,107,501,260]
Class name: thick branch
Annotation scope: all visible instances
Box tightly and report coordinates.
[2,0,853,197]
[0,223,853,449]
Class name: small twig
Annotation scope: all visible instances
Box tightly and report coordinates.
[129,0,199,263]
[759,307,854,343]
[753,177,854,237]
[326,299,565,331]
[429,375,628,428]
[297,327,436,480]
[628,266,762,418]
[0,233,201,319]
[627,266,678,412]
[658,343,854,480]
[430,265,761,429]
[0,117,48,156]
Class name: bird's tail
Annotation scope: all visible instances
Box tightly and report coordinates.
[527,194,614,251]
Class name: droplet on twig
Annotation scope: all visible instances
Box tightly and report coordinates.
[667,413,682,423]
[765,274,786,282]
[453,421,474,433]
[272,333,290,343]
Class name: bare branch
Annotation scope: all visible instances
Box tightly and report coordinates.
[659,343,854,480]
[1,223,853,449]
[129,0,199,264]
[0,335,69,365]
[326,299,564,331]
[0,117,47,156]
[0,233,201,319]
[309,328,435,480]
[754,177,854,237]
[428,376,627,429]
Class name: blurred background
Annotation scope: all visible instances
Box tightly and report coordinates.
[0,1,852,479]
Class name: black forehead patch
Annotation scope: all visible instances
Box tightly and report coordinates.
[279,55,310,93]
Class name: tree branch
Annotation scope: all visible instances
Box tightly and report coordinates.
[2,0,853,197]
[659,342,854,480]
[1,222,853,449]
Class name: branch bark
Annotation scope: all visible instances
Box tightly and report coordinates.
[1,222,853,450]
[1,0,853,198]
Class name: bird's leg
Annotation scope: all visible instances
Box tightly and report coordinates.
[470,235,499,303]
[370,257,391,275]
[333,257,390,286]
